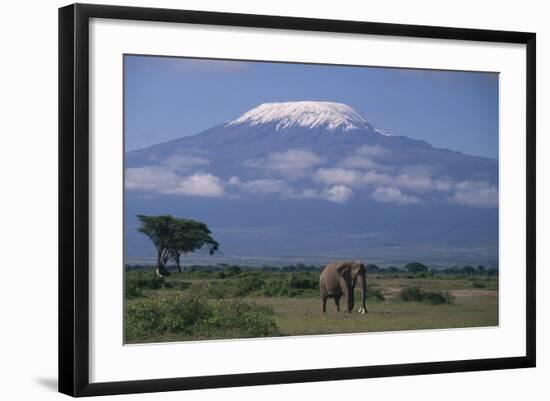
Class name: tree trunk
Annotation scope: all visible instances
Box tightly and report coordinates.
[176,254,182,273]
[155,249,163,277]
[155,248,167,277]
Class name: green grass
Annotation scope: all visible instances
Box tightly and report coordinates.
[251,294,498,336]
[124,268,499,343]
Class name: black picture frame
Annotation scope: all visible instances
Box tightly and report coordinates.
[59,3,536,397]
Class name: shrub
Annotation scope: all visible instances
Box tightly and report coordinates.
[472,280,486,288]
[125,299,164,339]
[398,286,424,302]
[124,295,280,341]
[366,285,386,301]
[206,301,279,338]
[159,296,213,333]
[223,265,242,277]
[125,281,144,299]
[422,291,453,305]
[261,278,286,297]
[206,281,236,299]
[398,286,453,305]
[124,271,165,299]
[288,272,317,290]
[461,266,476,275]
[235,274,265,297]
[404,262,429,273]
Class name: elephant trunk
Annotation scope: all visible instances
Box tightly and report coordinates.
[347,282,354,313]
[358,273,367,314]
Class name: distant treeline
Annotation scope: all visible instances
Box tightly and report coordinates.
[125,261,498,276]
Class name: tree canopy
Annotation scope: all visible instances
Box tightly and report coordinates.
[137,215,219,276]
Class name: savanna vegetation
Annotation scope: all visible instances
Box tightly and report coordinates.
[125,215,498,343]
[124,262,499,343]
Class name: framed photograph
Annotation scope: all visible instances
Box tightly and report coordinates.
[58,3,536,397]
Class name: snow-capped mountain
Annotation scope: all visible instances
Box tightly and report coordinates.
[226,101,374,131]
[125,101,498,266]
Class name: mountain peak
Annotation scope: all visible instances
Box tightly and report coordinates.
[226,101,371,131]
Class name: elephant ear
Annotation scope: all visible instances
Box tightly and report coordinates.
[336,262,352,280]
[354,261,365,274]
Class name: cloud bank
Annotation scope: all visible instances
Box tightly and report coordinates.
[126,147,497,207]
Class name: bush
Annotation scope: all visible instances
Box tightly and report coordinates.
[472,280,486,288]
[125,299,165,339]
[461,266,476,275]
[398,286,424,302]
[422,291,453,305]
[125,281,144,299]
[125,295,280,341]
[235,274,265,297]
[404,262,429,273]
[125,271,166,298]
[261,278,286,297]
[206,281,236,299]
[398,286,453,305]
[366,285,386,301]
[206,301,279,338]
[223,265,242,277]
[288,272,318,290]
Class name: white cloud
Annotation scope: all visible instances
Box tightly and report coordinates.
[229,175,324,200]
[323,185,354,203]
[361,170,393,186]
[126,157,497,208]
[164,173,225,197]
[338,144,391,171]
[449,181,498,207]
[370,187,420,205]
[126,166,224,197]
[313,166,445,193]
[125,166,178,191]
[245,149,324,177]
[228,176,242,186]
[394,173,433,192]
[314,167,362,186]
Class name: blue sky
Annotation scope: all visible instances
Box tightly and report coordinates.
[124,55,499,159]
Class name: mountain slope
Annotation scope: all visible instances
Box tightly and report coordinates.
[124,101,498,266]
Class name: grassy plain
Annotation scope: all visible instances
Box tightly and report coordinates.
[124,267,498,344]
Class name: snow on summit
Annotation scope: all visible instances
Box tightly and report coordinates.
[227,101,372,131]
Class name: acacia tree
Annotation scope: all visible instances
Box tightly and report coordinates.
[137,215,177,276]
[169,219,219,273]
[136,215,219,276]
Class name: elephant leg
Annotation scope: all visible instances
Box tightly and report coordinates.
[321,295,327,313]
[334,295,341,312]
[339,279,354,313]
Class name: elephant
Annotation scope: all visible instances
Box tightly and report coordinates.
[319,261,367,314]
